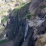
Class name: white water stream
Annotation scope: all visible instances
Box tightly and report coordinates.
[24,23,28,41]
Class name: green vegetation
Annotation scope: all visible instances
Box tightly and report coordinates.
[39,5,46,9]
[1,18,6,23]
[18,0,23,3]
[27,14,31,20]
[27,13,37,20]
[0,10,7,14]
[1,15,9,23]
[13,3,27,14]
[0,39,10,44]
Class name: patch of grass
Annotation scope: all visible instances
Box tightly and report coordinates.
[12,3,27,14]
[39,5,46,9]
[0,39,10,44]
[1,16,8,24]
[1,18,6,23]
[27,14,37,20]
[19,0,22,2]
[27,14,31,20]
[0,10,7,14]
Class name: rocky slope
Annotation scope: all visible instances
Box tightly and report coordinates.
[4,0,46,46]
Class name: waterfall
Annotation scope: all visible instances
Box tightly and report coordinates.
[24,22,28,41]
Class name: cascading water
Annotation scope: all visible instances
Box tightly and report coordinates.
[24,21,28,41]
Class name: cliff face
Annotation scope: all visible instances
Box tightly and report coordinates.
[6,2,31,39]
[5,0,46,46]
[6,2,31,46]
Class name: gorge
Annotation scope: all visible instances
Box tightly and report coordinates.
[0,0,46,46]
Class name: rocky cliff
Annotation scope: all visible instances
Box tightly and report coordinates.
[6,2,31,46]
[5,0,46,46]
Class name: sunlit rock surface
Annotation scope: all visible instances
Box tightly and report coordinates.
[28,18,45,27]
